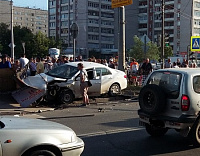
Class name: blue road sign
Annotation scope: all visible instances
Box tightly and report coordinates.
[191,36,200,51]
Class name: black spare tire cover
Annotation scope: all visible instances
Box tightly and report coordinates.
[139,84,166,115]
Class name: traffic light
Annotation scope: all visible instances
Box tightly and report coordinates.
[165,33,170,47]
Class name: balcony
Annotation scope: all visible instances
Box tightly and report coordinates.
[154,27,162,31]
[165,9,174,13]
[165,26,174,29]
[155,3,161,7]
[165,1,174,5]
[165,17,174,21]
[139,4,147,8]
[138,27,147,31]
[138,19,148,24]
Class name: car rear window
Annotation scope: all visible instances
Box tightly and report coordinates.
[193,76,200,93]
[147,71,182,99]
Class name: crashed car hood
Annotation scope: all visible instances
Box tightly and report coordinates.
[0,116,72,131]
[23,73,67,90]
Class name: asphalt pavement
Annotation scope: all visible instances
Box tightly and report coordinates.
[0,93,137,116]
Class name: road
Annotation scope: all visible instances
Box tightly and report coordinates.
[38,101,200,156]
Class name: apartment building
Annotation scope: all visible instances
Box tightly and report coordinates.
[0,0,48,36]
[49,0,115,57]
[137,0,200,55]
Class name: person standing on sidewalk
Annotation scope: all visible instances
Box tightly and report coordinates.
[78,63,89,106]
[141,58,153,85]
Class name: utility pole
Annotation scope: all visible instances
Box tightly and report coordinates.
[161,0,165,69]
[118,6,125,71]
[10,0,14,61]
[68,0,71,47]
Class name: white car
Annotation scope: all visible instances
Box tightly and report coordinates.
[0,116,84,156]
[15,62,127,106]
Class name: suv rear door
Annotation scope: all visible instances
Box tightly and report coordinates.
[146,71,183,118]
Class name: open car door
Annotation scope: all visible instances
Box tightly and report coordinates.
[87,68,102,96]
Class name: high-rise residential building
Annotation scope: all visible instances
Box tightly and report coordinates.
[137,0,200,55]
[0,0,48,36]
[48,0,115,58]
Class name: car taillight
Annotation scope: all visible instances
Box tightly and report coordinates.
[181,95,190,111]
[124,75,127,78]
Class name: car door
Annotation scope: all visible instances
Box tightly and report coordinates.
[87,68,102,96]
[95,67,113,94]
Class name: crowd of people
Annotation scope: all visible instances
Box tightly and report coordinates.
[1,53,197,87]
[128,58,199,86]
[0,54,120,76]
[165,58,197,68]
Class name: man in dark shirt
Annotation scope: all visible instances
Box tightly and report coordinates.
[0,54,11,69]
[176,58,181,67]
[141,58,153,85]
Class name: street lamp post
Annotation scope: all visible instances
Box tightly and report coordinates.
[161,0,165,69]
[22,42,25,55]
[10,0,14,61]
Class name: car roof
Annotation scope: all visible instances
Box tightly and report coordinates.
[157,68,200,75]
[66,61,109,69]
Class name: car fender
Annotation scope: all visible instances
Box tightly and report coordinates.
[2,133,70,156]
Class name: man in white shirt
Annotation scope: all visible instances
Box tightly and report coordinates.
[19,54,29,69]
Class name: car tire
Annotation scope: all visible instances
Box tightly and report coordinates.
[189,119,200,146]
[29,150,56,156]
[139,84,166,115]
[58,89,74,104]
[146,124,168,137]
[109,83,121,96]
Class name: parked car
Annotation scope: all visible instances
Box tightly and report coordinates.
[0,116,84,156]
[22,62,127,105]
[138,68,200,146]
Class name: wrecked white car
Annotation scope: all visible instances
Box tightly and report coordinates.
[12,62,127,107]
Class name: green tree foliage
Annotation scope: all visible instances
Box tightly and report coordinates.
[158,46,173,59]
[0,43,3,53]
[129,35,144,62]
[0,23,10,54]
[146,41,160,61]
[0,23,61,59]
[130,35,161,62]
[164,46,173,59]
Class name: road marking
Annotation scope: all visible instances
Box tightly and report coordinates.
[78,127,144,138]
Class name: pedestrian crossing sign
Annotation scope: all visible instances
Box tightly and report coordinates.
[191,36,200,51]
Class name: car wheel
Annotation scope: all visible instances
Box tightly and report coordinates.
[29,150,56,156]
[109,83,121,96]
[146,124,168,137]
[139,84,166,115]
[58,89,74,104]
[189,120,200,146]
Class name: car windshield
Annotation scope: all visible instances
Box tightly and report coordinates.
[147,71,182,99]
[46,64,78,79]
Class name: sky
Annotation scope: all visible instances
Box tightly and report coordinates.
[12,0,48,10]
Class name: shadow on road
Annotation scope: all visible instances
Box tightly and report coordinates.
[81,129,198,156]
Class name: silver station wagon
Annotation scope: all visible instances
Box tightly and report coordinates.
[138,68,200,146]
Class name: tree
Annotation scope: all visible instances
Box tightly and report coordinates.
[158,46,173,59]
[0,23,10,55]
[129,35,144,62]
[13,26,34,58]
[146,41,160,61]
[31,31,49,57]
[0,43,3,53]
[0,23,63,59]
[164,46,173,59]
